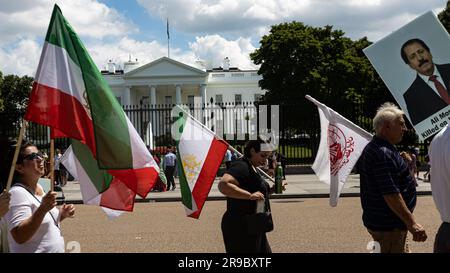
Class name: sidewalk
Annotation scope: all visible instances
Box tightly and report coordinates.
[61,172,432,204]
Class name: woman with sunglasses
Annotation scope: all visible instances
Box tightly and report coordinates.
[218,138,285,253]
[3,142,75,253]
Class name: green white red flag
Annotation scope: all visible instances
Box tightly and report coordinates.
[24,5,159,206]
[173,106,228,219]
[61,141,134,218]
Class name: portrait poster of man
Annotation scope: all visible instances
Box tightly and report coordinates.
[364,11,450,141]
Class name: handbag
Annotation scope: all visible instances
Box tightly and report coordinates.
[245,200,274,235]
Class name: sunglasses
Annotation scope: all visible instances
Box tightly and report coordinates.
[20,152,44,162]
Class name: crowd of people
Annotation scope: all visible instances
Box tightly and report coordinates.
[1,101,449,253]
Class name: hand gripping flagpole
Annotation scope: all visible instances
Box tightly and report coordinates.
[175,105,275,183]
[6,120,28,191]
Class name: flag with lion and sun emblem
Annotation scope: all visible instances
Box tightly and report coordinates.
[173,106,229,218]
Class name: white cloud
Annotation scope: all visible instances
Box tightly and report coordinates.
[88,35,258,72]
[87,37,168,70]
[0,0,136,45]
[1,0,449,76]
[0,39,41,76]
[137,0,446,40]
[189,35,257,70]
[0,0,138,75]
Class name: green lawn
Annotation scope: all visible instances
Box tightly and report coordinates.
[279,146,313,159]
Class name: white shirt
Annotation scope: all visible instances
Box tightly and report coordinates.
[4,184,65,253]
[429,125,450,223]
[224,150,232,162]
[54,153,62,171]
[163,152,177,167]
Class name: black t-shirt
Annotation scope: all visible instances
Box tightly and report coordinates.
[224,159,270,216]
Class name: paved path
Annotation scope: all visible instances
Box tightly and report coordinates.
[60,171,432,203]
[56,172,437,253]
[61,196,440,253]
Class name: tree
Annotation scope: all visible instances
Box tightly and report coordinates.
[0,71,33,134]
[0,71,3,111]
[438,1,450,33]
[0,73,33,113]
[250,22,394,131]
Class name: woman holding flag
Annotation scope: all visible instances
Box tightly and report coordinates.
[2,141,75,253]
[218,138,280,253]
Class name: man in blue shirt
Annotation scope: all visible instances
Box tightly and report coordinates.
[163,146,177,191]
[359,102,427,253]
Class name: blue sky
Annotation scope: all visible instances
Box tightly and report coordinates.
[0,0,447,77]
[98,0,189,50]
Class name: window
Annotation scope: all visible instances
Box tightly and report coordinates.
[140,96,149,105]
[165,96,173,105]
[215,94,223,104]
[187,95,195,106]
[235,94,242,105]
[115,96,122,104]
[254,94,263,102]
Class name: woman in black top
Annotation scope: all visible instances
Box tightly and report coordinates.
[218,139,281,253]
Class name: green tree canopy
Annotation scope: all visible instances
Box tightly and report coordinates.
[0,72,33,113]
[251,21,392,107]
[0,71,33,134]
[250,21,395,132]
[439,1,450,33]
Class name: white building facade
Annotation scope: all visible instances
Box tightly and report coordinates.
[102,57,266,106]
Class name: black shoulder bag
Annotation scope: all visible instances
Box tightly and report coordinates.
[245,199,274,235]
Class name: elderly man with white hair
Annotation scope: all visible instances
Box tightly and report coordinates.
[358,102,427,253]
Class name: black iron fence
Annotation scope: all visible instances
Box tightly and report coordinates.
[0,102,429,166]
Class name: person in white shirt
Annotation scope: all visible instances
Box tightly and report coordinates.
[429,125,450,252]
[4,142,75,253]
[224,149,232,169]
[163,146,177,191]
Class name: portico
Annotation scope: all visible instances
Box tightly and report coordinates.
[105,57,208,106]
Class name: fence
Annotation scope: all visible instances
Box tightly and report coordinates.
[0,101,429,166]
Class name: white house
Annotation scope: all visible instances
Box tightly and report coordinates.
[101,57,266,106]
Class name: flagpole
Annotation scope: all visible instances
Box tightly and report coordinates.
[167,18,170,58]
[6,120,28,191]
[49,135,55,192]
[176,105,275,182]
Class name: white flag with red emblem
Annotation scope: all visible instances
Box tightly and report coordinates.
[306,95,372,207]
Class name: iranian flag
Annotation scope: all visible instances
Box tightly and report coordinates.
[61,141,133,219]
[306,95,372,207]
[173,106,228,219]
[24,5,159,201]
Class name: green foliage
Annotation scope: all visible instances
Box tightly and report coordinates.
[0,71,33,134]
[250,21,395,131]
[439,1,450,33]
[0,71,3,111]
[0,72,33,113]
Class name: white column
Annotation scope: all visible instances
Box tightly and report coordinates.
[149,85,156,105]
[200,84,207,106]
[200,83,208,127]
[123,86,131,106]
[175,84,182,105]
